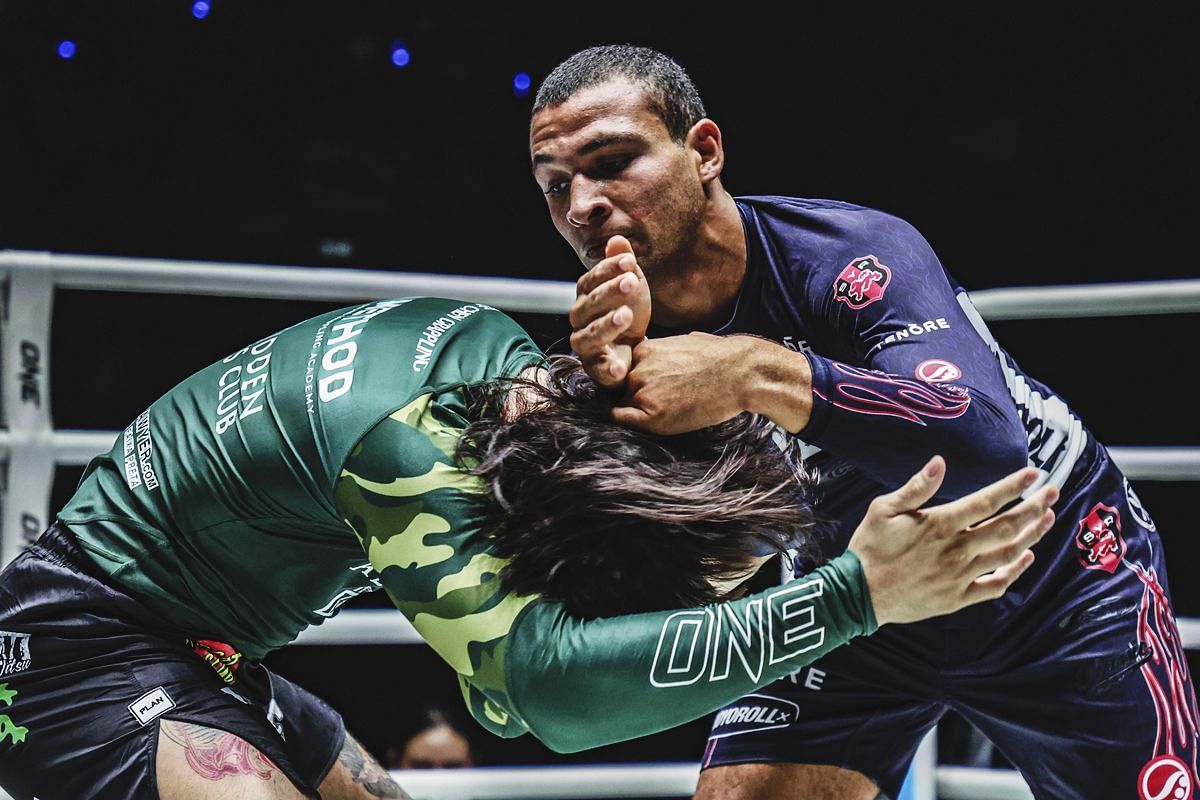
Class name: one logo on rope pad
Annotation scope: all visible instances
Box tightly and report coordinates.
[1139,754,1193,800]
[709,694,800,739]
[1075,502,1125,574]
[18,340,42,407]
[915,359,963,383]
[833,256,891,309]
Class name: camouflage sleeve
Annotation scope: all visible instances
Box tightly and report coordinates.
[335,394,878,751]
[503,553,876,752]
[334,394,534,739]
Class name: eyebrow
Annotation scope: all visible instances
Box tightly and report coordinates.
[532,133,645,166]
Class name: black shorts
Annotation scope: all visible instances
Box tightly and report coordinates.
[0,524,345,799]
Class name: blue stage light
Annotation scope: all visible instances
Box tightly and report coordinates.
[57,40,76,60]
[391,46,411,68]
[513,72,532,96]
[192,1,211,19]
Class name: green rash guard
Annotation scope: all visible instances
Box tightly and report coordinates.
[58,296,878,752]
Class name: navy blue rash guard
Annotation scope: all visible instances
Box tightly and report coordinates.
[693,196,1091,546]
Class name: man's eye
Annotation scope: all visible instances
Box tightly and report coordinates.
[545,181,568,197]
[595,156,631,176]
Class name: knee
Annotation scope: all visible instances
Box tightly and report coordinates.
[695,762,881,800]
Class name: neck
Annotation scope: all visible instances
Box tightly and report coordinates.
[650,187,746,330]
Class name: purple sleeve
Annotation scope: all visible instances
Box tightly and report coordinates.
[797,217,1028,497]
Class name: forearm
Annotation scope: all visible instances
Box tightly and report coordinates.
[801,354,1028,495]
[503,551,875,752]
[736,336,815,433]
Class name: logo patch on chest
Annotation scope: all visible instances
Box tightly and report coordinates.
[833,256,892,309]
[1075,503,1125,574]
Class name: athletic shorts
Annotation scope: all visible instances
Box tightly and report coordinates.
[702,445,1200,800]
[0,523,345,799]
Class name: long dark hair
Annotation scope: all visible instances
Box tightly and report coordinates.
[457,356,819,618]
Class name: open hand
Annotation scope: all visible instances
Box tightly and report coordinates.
[848,456,1058,626]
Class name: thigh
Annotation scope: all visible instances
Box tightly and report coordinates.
[0,530,345,799]
[696,762,884,800]
[157,719,308,799]
[956,561,1198,798]
[953,461,1199,798]
[699,633,946,800]
[959,637,1196,800]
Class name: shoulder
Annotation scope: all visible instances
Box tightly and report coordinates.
[734,193,931,237]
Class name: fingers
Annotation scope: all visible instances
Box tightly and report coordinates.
[570,310,634,389]
[967,506,1056,575]
[959,485,1057,603]
[875,456,946,515]
[570,306,634,361]
[605,234,634,259]
[602,351,630,383]
[938,466,1042,528]
[963,550,1036,605]
[575,249,639,300]
[960,483,1058,548]
[570,267,641,332]
[611,404,655,431]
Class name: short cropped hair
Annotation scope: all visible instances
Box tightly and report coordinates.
[457,357,817,618]
[533,45,707,143]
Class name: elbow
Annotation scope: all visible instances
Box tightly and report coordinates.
[940,421,1028,496]
[527,717,604,754]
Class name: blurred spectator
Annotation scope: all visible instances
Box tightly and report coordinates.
[387,706,478,770]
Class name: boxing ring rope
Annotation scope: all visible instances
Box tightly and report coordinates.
[2,250,1198,800]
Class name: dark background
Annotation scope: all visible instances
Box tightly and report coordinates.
[2,0,1197,772]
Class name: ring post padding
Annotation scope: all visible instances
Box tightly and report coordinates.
[1,260,57,567]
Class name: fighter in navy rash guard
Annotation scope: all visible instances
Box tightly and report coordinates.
[699,197,1198,800]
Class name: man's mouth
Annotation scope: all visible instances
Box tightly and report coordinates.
[583,236,635,262]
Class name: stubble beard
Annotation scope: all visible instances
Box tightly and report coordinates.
[639,175,708,289]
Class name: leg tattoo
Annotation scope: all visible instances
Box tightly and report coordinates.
[160,719,279,782]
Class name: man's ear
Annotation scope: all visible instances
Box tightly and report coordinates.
[687,118,725,185]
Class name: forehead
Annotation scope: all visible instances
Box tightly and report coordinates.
[529,79,670,161]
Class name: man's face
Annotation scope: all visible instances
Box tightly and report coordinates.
[530,79,706,280]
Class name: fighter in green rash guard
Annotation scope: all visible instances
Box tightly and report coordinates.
[45,296,1053,766]
[53,296,875,753]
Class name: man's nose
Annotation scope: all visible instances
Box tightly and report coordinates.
[566,177,611,228]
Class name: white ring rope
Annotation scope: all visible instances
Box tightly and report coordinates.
[387,763,699,799]
[2,251,1197,800]
[4,250,1200,317]
[0,250,577,313]
[380,759,1036,800]
[4,429,1196,481]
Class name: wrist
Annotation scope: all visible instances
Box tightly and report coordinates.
[735,336,813,432]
